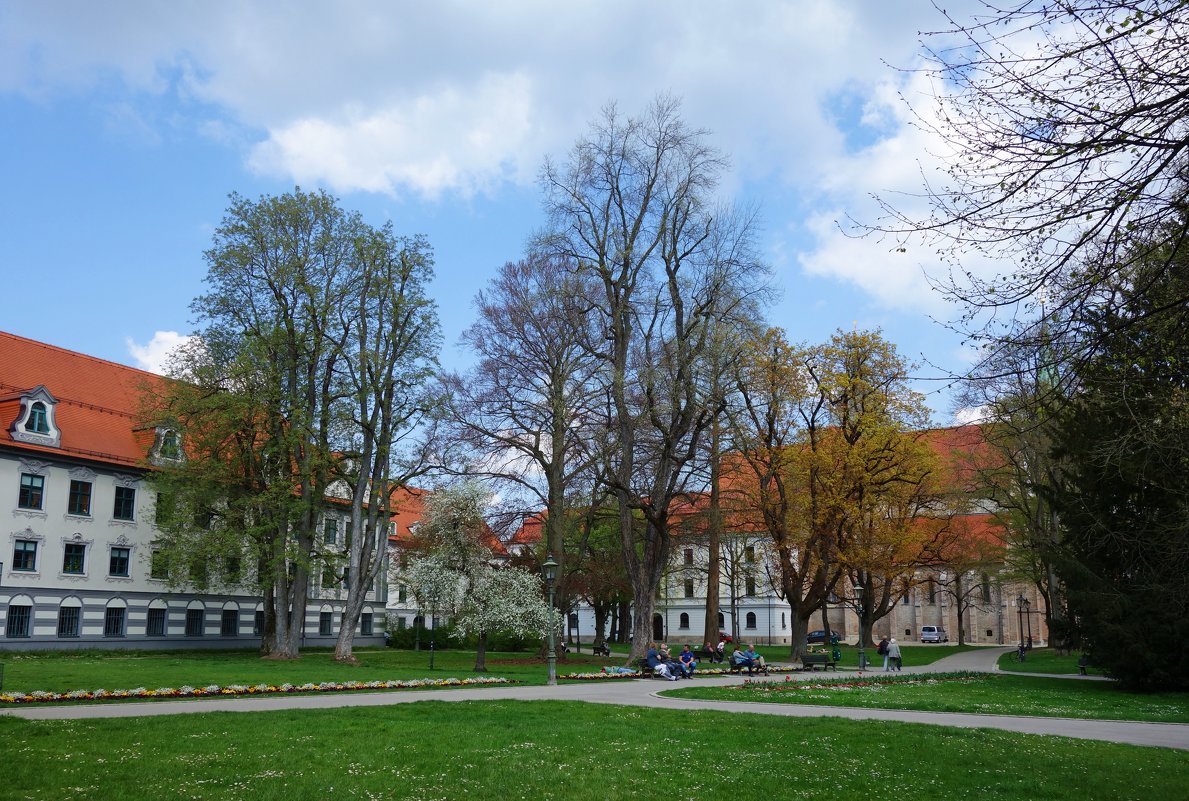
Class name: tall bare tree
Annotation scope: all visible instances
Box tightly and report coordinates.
[538,96,766,657]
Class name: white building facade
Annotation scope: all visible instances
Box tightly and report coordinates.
[0,332,386,651]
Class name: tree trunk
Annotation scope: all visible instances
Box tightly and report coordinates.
[474,630,488,672]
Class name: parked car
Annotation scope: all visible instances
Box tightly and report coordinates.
[806,629,840,644]
[920,625,949,643]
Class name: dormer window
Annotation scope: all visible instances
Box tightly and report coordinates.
[26,402,49,434]
[150,427,184,464]
[10,386,61,448]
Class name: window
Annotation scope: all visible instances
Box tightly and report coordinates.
[981,574,992,604]
[319,611,333,636]
[58,607,80,637]
[185,608,204,636]
[150,550,169,580]
[396,617,407,630]
[781,612,787,629]
[225,556,241,583]
[159,430,181,460]
[6,605,32,638]
[361,612,374,636]
[683,548,694,566]
[678,612,690,629]
[113,486,136,521]
[253,610,265,636]
[18,473,45,510]
[683,578,695,598]
[927,579,937,605]
[745,576,756,597]
[745,612,757,629]
[62,543,86,574]
[154,492,175,526]
[221,609,239,637]
[397,584,407,603]
[26,401,49,433]
[322,566,339,589]
[13,540,38,572]
[745,545,756,563]
[68,480,92,516]
[147,608,166,636]
[323,518,338,545]
[104,607,125,637]
[109,547,130,577]
[717,612,725,627]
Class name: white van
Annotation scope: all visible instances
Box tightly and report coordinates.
[920,625,949,643]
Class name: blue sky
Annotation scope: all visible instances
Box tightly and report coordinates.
[1,1,987,423]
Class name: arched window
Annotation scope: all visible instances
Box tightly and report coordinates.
[26,401,49,433]
[717,612,725,628]
[679,612,690,629]
[745,612,757,629]
[161,430,180,460]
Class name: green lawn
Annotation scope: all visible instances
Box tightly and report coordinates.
[0,647,607,695]
[3,700,1186,801]
[664,672,1189,723]
[997,647,1106,675]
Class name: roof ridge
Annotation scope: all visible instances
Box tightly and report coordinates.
[0,330,165,382]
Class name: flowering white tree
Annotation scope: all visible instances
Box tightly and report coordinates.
[403,482,554,670]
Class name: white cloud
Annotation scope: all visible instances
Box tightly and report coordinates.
[0,1,979,203]
[247,72,539,198]
[952,405,991,426]
[126,330,194,375]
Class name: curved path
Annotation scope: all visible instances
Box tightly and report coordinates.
[3,646,1186,751]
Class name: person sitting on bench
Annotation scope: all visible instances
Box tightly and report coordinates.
[647,642,678,680]
[731,646,755,674]
[743,644,768,675]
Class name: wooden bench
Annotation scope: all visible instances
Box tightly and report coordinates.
[801,653,838,671]
[727,660,770,676]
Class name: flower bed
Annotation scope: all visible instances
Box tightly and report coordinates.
[0,675,513,705]
[733,671,982,692]
[559,664,803,681]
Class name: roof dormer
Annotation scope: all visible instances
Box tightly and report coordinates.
[10,386,61,448]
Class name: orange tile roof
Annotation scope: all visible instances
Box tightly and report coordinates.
[0,331,167,468]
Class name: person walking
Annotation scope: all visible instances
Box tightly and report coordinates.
[878,637,890,671]
[887,637,902,672]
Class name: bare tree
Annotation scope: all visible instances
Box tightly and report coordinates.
[869,1,1189,386]
[538,96,767,657]
[444,254,602,595]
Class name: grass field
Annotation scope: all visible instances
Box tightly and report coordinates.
[0,642,981,699]
[0,647,591,695]
[996,647,1105,675]
[3,700,1186,801]
[664,672,1189,723]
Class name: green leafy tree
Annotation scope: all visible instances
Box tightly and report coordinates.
[1047,216,1189,691]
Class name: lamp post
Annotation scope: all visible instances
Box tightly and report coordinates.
[854,584,866,671]
[1016,593,1026,649]
[1023,596,1033,649]
[429,603,437,670]
[542,553,558,686]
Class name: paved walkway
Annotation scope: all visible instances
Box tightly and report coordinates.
[4,646,1186,751]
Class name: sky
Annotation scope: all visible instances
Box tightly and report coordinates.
[1,1,988,424]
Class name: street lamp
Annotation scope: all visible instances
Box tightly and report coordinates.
[854,584,866,671]
[1016,593,1026,649]
[542,553,558,686]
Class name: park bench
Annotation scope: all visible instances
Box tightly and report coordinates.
[727,660,769,676]
[801,653,838,671]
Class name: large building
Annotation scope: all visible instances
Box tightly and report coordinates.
[0,332,387,650]
[494,426,1049,650]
